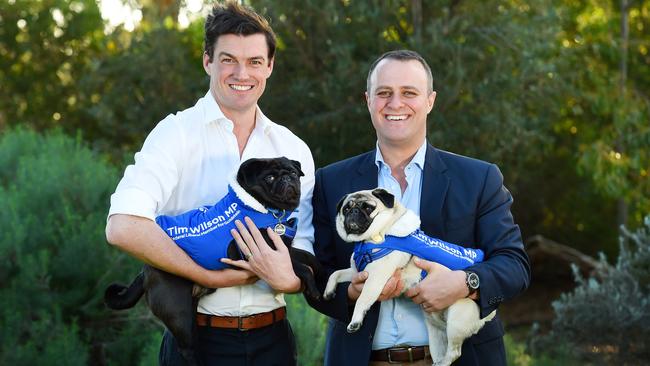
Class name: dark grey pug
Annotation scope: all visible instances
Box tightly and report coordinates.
[104,157,322,366]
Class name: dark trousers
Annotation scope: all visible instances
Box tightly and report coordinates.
[159,319,297,366]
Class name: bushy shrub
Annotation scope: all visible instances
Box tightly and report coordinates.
[531,216,650,364]
[0,128,158,365]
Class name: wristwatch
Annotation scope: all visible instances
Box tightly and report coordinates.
[464,271,480,297]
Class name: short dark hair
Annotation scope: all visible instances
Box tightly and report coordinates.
[204,1,276,63]
[366,50,434,94]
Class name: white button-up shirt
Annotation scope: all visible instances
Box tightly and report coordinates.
[108,91,315,316]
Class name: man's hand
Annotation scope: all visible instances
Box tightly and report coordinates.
[220,217,301,293]
[347,269,403,302]
[405,258,468,312]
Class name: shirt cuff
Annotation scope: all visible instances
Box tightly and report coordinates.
[291,237,315,255]
[108,187,158,221]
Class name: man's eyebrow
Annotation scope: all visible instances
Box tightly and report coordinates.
[374,85,420,91]
[217,51,236,59]
[217,52,266,61]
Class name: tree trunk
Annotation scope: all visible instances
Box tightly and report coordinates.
[411,0,422,48]
[616,0,630,228]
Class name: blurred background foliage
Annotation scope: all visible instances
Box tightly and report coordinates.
[0,0,648,365]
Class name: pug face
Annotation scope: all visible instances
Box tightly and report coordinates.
[236,157,304,211]
[335,188,401,243]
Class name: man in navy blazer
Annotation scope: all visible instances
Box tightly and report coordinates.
[307,50,530,365]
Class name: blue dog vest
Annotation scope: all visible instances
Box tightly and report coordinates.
[353,229,484,274]
[156,186,296,270]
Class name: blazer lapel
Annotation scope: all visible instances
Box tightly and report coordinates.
[420,144,449,237]
[352,150,378,192]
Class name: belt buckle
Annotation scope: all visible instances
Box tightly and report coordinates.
[237,316,249,331]
[385,346,406,364]
[387,346,414,364]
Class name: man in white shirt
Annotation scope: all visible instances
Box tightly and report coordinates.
[105,2,314,365]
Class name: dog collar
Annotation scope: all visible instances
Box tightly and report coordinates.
[353,229,484,275]
[155,185,297,270]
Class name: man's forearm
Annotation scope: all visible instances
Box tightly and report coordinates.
[105,214,256,288]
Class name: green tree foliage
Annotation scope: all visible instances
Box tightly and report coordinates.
[554,0,650,224]
[0,128,160,365]
[78,22,206,155]
[0,0,103,130]
[531,216,650,364]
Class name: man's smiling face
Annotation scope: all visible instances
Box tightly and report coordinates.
[203,33,273,118]
[366,58,436,149]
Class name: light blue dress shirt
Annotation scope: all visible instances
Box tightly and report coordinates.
[372,140,429,349]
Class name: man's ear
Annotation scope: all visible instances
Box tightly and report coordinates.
[371,188,394,208]
[335,194,348,213]
[266,56,274,77]
[427,91,437,113]
[203,52,212,74]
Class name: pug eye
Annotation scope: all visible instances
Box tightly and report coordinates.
[290,172,298,178]
[360,202,375,214]
[265,175,275,184]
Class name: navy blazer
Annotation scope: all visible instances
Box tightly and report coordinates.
[306,145,531,366]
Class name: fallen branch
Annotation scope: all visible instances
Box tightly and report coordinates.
[526,234,611,273]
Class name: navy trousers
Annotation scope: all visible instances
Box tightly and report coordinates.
[159,319,297,366]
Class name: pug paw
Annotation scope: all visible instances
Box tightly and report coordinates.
[346,322,361,333]
[302,282,321,301]
[323,281,337,300]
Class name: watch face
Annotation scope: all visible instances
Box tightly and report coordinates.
[467,272,480,289]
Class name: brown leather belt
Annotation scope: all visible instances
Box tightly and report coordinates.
[370,346,431,363]
[196,307,286,331]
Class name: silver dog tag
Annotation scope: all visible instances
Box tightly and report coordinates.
[274,223,286,235]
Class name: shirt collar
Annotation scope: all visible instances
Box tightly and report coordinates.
[201,91,271,133]
[374,140,427,171]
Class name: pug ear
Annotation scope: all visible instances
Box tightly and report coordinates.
[289,159,304,177]
[237,158,265,187]
[335,194,348,213]
[371,188,394,208]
